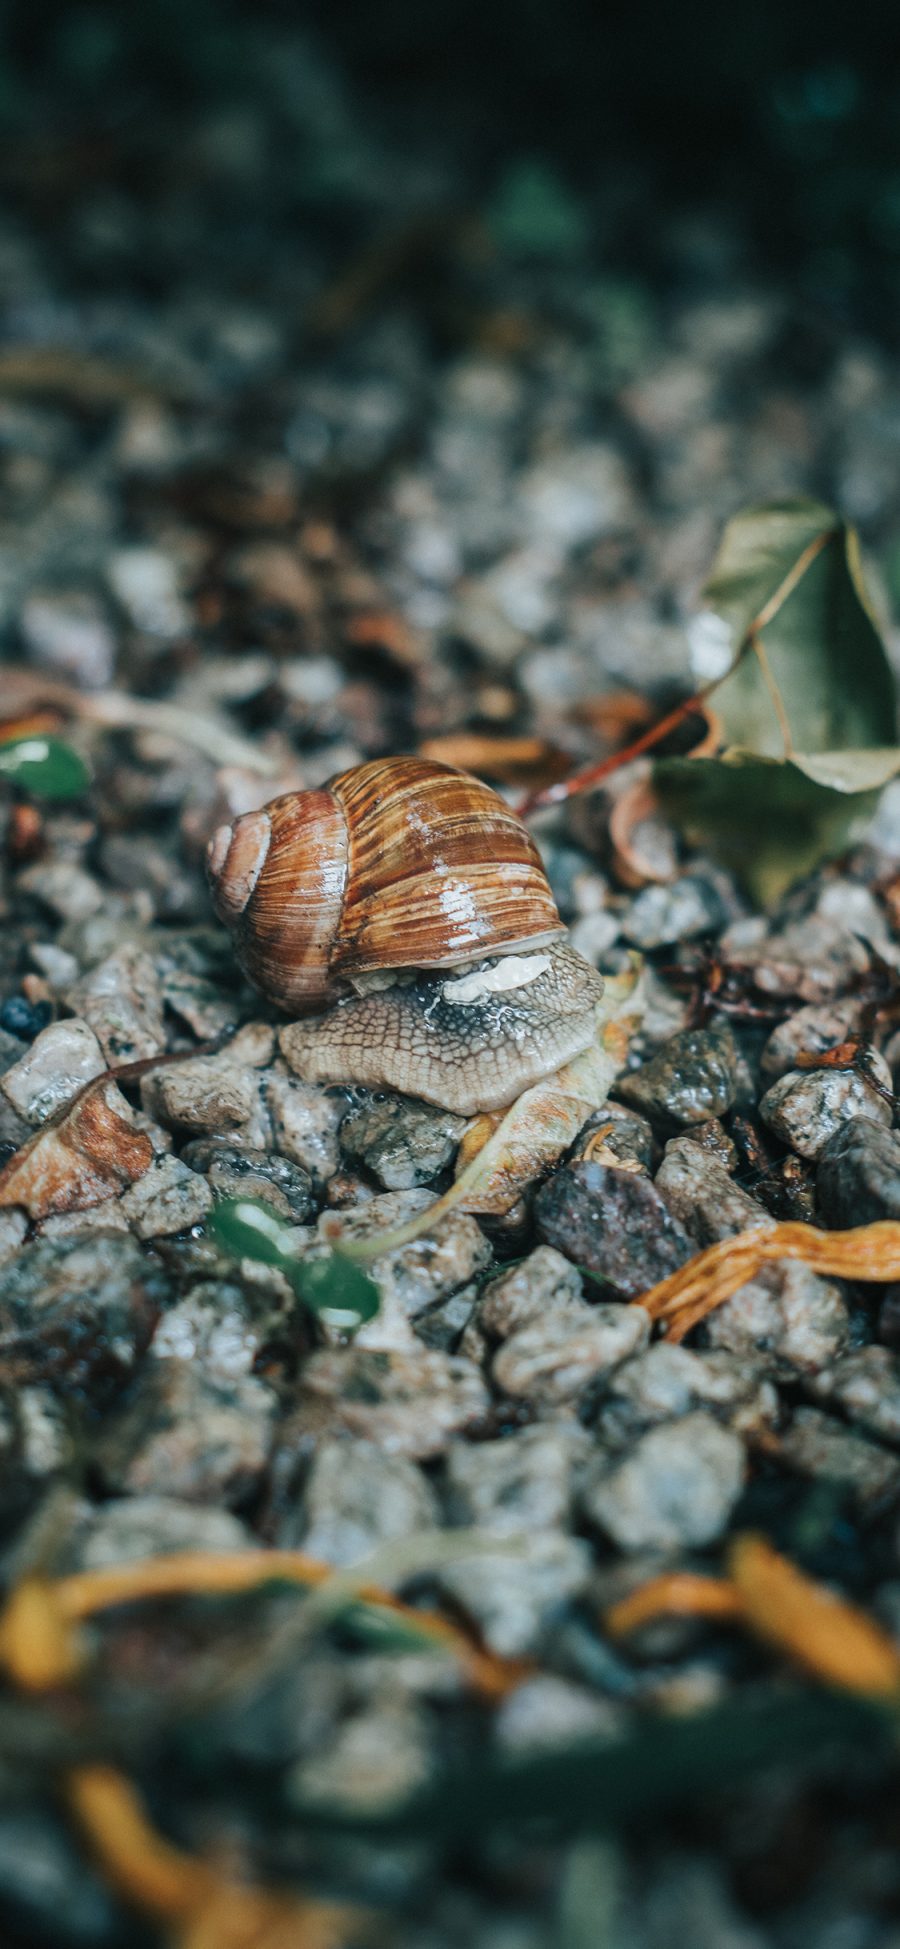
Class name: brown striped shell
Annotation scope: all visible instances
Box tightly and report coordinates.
[206,757,565,1012]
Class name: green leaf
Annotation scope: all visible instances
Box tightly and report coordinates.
[208,1196,295,1266]
[655,748,893,906]
[702,498,896,756]
[655,499,900,902]
[290,1252,381,1326]
[0,735,90,799]
[208,1198,381,1327]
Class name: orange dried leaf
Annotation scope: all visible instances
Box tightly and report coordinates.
[418,733,570,787]
[0,1577,82,1691]
[729,1534,900,1699]
[67,1765,212,1922]
[605,1573,742,1639]
[634,1220,900,1343]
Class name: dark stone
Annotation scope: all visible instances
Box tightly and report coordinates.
[0,996,52,1042]
[817,1116,900,1228]
[574,1102,656,1171]
[0,1233,168,1398]
[535,1159,695,1299]
[614,1024,739,1129]
[181,1136,316,1223]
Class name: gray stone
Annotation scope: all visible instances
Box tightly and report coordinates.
[339,1091,467,1190]
[444,1420,592,1533]
[0,1230,167,1393]
[493,1303,649,1408]
[289,1346,489,1459]
[760,1057,892,1159]
[414,1285,478,1351]
[65,942,166,1065]
[74,1495,254,1569]
[1,1017,106,1125]
[317,1189,492,1351]
[582,1412,745,1551]
[477,1245,584,1340]
[535,1160,694,1299]
[180,1136,316,1223]
[289,1700,431,1814]
[435,1531,592,1656]
[761,996,867,1080]
[152,1278,290,1379]
[705,1260,850,1375]
[17,859,105,923]
[720,913,871,1002]
[494,1675,624,1752]
[816,1116,900,1226]
[622,874,734,950]
[265,1070,343,1183]
[118,1154,212,1237]
[777,1407,900,1509]
[655,1136,774,1246]
[616,1025,740,1128]
[95,1356,277,1503]
[810,1347,900,1445]
[595,1343,777,1446]
[141,1022,274,1142]
[574,1103,656,1171]
[279,1435,439,1563]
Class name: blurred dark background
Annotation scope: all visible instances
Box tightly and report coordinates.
[3,0,900,335]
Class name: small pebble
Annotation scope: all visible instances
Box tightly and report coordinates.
[278,1435,439,1563]
[1,1017,106,1125]
[759,1055,892,1160]
[288,1346,489,1459]
[339,1091,467,1190]
[616,1024,740,1128]
[95,1356,277,1503]
[493,1302,649,1408]
[535,1159,694,1299]
[816,1115,900,1226]
[582,1411,745,1551]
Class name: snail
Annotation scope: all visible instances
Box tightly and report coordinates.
[206,757,607,1117]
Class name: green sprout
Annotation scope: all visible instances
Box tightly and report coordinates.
[209,1196,380,1328]
[0,735,91,800]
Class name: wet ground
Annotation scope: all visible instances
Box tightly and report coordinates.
[4,19,900,1948]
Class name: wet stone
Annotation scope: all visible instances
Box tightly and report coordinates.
[443,1421,592,1534]
[95,1356,277,1504]
[278,1435,439,1563]
[705,1260,850,1375]
[574,1102,656,1171]
[317,1190,492,1350]
[434,1531,592,1657]
[265,1070,343,1185]
[17,859,105,924]
[72,1495,254,1570]
[493,1674,624,1753]
[289,1699,431,1816]
[594,1343,777,1448]
[1,1017,106,1125]
[582,1411,746,1551]
[777,1407,900,1510]
[476,1245,584,1341]
[181,1136,316,1223]
[615,1025,740,1129]
[816,1116,900,1227]
[152,1277,293,1379]
[65,942,166,1065]
[288,1346,489,1459]
[655,1135,774,1246]
[413,1284,478,1351]
[141,1021,274,1142]
[493,1302,649,1409]
[338,1091,467,1190]
[0,1230,166,1395]
[761,996,866,1080]
[720,912,872,1002]
[621,872,737,950]
[759,1055,893,1159]
[810,1347,900,1446]
[535,1160,694,1299]
[117,1153,212,1237]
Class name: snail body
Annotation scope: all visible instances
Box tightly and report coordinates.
[207,757,605,1115]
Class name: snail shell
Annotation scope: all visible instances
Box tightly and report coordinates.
[206,757,565,1012]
